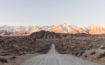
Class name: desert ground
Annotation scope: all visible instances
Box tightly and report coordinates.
[0,31,105,65]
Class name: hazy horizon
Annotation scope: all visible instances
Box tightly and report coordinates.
[1,22,105,26]
[0,0,105,26]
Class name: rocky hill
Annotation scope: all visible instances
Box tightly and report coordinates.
[30,31,70,39]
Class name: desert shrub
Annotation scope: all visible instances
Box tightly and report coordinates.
[0,58,8,63]
[90,51,96,55]
[9,56,16,60]
[98,52,105,59]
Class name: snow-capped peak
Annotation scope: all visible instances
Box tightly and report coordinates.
[1,23,105,35]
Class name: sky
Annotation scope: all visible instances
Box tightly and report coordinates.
[0,0,105,26]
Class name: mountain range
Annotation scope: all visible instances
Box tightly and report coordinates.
[0,23,105,36]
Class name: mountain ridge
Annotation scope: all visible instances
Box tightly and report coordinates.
[0,23,105,35]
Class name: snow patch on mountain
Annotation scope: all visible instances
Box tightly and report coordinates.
[0,23,105,35]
